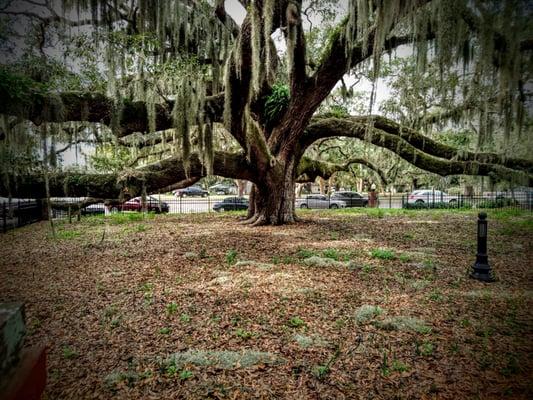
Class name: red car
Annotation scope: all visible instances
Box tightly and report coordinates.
[111,196,169,213]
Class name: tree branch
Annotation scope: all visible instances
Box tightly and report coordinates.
[0,151,254,198]
[297,156,387,184]
[303,116,533,185]
[0,89,225,137]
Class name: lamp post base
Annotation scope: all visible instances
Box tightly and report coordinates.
[470,263,495,282]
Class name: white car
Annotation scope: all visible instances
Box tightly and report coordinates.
[407,190,458,204]
[295,195,347,209]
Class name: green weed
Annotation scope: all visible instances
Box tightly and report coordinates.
[371,248,395,260]
[166,302,178,316]
[226,249,238,265]
[288,316,306,328]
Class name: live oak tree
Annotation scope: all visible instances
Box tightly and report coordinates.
[0,0,532,225]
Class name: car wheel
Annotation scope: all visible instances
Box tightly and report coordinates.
[219,207,225,212]
[415,199,424,204]
[300,204,308,209]
[329,204,339,209]
[449,199,457,204]
[111,206,119,213]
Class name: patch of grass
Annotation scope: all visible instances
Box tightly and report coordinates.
[179,313,191,323]
[296,248,318,259]
[371,248,395,260]
[62,346,78,359]
[417,341,435,356]
[235,328,255,340]
[410,279,431,290]
[399,253,411,262]
[165,350,282,370]
[322,248,341,260]
[225,249,238,265]
[428,290,444,302]
[391,360,410,372]
[377,316,431,334]
[159,327,171,334]
[312,364,330,380]
[166,302,178,316]
[183,251,198,260]
[288,316,306,328]
[55,229,81,240]
[460,318,471,328]
[136,224,147,232]
[108,212,149,224]
[355,304,383,324]
[104,370,139,390]
[179,369,193,380]
[362,264,374,273]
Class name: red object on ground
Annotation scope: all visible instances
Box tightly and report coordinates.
[1,346,47,400]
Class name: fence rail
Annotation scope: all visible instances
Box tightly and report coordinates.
[1,200,42,233]
[2,191,532,232]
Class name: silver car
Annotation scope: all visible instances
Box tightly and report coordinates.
[296,195,347,209]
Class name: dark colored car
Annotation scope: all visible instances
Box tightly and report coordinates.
[330,191,368,207]
[112,196,169,213]
[173,186,209,197]
[213,197,249,212]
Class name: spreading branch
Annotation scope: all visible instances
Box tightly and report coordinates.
[1,151,253,198]
[303,116,533,185]
[297,156,388,184]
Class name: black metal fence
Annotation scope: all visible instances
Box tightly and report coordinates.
[1,200,42,233]
[2,190,532,232]
[398,192,533,211]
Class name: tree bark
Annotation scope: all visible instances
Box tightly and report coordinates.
[245,155,298,225]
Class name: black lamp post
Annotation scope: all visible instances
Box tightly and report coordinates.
[470,212,494,282]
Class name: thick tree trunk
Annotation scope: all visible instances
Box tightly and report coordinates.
[245,156,298,225]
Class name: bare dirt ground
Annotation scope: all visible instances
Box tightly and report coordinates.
[1,209,532,399]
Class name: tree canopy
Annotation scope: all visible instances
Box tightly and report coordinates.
[0,0,532,224]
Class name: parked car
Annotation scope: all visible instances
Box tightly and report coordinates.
[295,195,347,209]
[209,183,237,195]
[331,191,368,207]
[81,203,106,215]
[173,186,209,197]
[111,196,169,213]
[407,190,458,204]
[213,197,249,212]
[492,187,533,207]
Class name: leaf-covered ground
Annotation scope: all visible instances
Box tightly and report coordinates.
[1,209,532,399]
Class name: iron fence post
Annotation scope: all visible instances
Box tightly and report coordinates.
[3,202,6,233]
